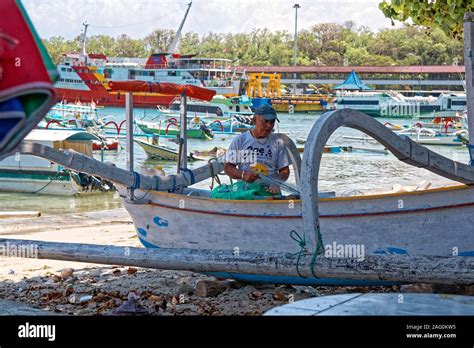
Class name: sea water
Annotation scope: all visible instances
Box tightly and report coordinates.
[0,107,468,214]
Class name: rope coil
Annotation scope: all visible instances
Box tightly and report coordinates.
[286,226,325,279]
[179,168,196,185]
[130,171,141,190]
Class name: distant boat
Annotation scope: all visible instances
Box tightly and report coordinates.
[396,126,467,146]
[136,119,214,140]
[0,129,114,195]
[332,91,466,118]
[134,138,203,162]
[92,138,120,151]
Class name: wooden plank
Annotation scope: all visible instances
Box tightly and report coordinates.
[0,238,473,285]
[195,280,232,297]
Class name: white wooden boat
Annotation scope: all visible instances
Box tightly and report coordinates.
[135,138,203,162]
[113,108,474,285]
[396,126,467,146]
[16,87,474,285]
[118,181,474,285]
[0,129,113,195]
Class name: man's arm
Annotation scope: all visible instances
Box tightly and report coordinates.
[224,163,259,183]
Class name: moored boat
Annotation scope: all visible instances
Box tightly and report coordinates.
[136,119,214,140]
[116,108,474,285]
[135,137,203,162]
[0,129,114,195]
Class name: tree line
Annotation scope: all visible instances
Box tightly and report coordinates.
[43,21,464,67]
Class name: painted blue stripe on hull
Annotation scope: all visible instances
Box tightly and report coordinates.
[138,236,160,249]
[137,236,399,286]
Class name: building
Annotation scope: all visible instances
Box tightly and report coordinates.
[236,65,465,92]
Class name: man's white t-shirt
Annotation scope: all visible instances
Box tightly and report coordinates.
[225,131,290,178]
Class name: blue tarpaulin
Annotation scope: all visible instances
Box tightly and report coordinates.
[333,70,373,91]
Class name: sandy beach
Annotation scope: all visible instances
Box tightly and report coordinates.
[0,207,412,316]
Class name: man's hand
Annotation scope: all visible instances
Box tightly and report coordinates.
[278,166,290,181]
[242,171,259,183]
[266,184,280,194]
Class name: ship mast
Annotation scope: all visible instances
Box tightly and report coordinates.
[81,21,89,58]
[167,2,192,56]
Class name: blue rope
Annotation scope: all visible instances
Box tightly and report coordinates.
[168,175,177,193]
[180,168,195,185]
[467,144,474,165]
[131,171,141,190]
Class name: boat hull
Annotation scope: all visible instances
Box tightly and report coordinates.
[135,139,201,161]
[137,122,213,140]
[92,140,120,151]
[119,184,474,285]
[0,171,106,196]
[55,88,175,108]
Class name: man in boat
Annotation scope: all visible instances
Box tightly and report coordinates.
[224,105,290,195]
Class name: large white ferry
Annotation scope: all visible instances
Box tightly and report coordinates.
[333,91,466,118]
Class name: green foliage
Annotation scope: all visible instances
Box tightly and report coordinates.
[379,0,474,39]
[43,23,464,67]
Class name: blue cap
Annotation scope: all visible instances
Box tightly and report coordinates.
[254,105,279,122]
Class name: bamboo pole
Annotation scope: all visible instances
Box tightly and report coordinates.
[0,238,473,285]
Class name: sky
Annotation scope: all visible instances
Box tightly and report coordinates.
[23,0,401,40]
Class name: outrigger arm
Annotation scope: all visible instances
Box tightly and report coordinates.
[12,132,301,193]
[301,108,474,252]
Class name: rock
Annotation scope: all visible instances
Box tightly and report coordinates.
[52,275,62,283]
[291,285,319,296]
[273,291,287,301]
[93,293,110,302]
[112,269,121,276]
[65,284,74,296]
[112,296,148,316]
[148,295,162,302]
[248,291,263,300]
[178,283,194,295]
[60,268,74,279]
[7,269,14,275]
[127,267,138,275]
[195,280,231,297]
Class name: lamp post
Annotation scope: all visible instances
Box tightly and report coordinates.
[293,3,300,94]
